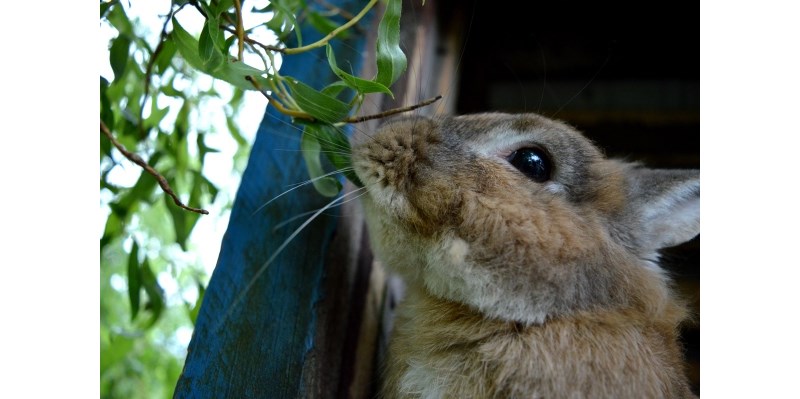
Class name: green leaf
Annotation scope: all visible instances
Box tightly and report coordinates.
[109,35,131,80]
[135,193,177,243]
[186,280,206,326]
[196,0,214,17]
[229,87,245,108]
[309,123,364,187]
[100,77,115,128]
[154,39,177,75]
[174,100,191,136]
[224,61,270,88]
[225,116,248,147]
[198,25,214,62]
[164,181,201,251]
[197,132,220,162]
[208,13,226,52]
[172,19,205,67]
[145,100,170,130]
[209,0,234,16]
[200,174,220,203]
[251,3,272,13]
[222,35,237,55]
[269,0,302,45]
[100,212,123,251]
[100,1,114,19]
[127,241,142,321]
[160,79,185,98]
[375,0,407,87]
[199,12,227,70]
[140,258,165,328]
[173,135,190,178]
[167,200,189,249]
[116,152,163,213]
[198,18,225,71]
[301,124,342,197]
[321,81,350,98]
[172,18,269,90]
[106,4,134,38]
[117,119,139,148]
[265,12,285,37]
[326,44,392,96]
[100,171,121,194]
[100,130,112,160]
[286,79,351,123]
[100,333,134,374]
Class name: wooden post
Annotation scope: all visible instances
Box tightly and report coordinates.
[173,1,378,397]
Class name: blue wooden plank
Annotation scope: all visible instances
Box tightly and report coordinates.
[174,2,373,397]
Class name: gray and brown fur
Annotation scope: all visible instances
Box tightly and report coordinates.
[352,113,699,398]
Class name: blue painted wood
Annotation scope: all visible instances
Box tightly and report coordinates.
[174,2,373,397]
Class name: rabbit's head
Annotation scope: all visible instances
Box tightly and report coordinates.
[352,113,699,325]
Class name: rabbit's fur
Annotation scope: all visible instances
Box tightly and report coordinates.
[352,113,699,398]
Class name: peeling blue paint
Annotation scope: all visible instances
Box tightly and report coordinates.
[174,1,372,397]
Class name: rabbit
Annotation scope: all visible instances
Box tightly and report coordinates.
[351,112,699,399]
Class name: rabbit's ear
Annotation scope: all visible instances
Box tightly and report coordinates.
[627,168,700,250]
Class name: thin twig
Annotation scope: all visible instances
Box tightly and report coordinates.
[246,76,315,120]
[248,74,442,124]
[345,96,443,123]
[232,0,245,61]
[189,0,285,53]
[221,25,284,52]
[139,5,181,139]
[214,3,285,53]
[283,0,378,54]
[100,121,209,215]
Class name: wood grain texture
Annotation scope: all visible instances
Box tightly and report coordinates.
[173,1,374,397]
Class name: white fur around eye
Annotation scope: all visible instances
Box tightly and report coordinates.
[467,126,526,157]
[468,127,565,193]
[544,181,566,194]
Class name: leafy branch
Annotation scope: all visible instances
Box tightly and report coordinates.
[247,75,443,124]
[101,120,209,215]
[282,0,378,54]
[105,0,433,212]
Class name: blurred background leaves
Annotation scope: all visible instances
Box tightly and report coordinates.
[100,1,265,397]
[99,0,407,397]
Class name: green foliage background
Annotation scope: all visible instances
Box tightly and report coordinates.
[100,0,408,397]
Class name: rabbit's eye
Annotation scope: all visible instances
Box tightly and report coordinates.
[508,147,552,182]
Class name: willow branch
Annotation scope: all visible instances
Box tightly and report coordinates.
[138,6,178,138]
[221,25,284,53]
[345,96,443,123]
[100,121,209,215]
[246,76,315,120]
[247,75,442,124]
[283,0,378,54]
[189,1,284,53]
[232,0,245,61]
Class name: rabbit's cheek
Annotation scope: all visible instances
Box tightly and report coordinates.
[361,196,430,281]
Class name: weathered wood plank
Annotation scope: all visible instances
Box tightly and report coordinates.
[174,1,374,397]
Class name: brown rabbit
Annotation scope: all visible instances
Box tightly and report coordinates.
[351,113,699,398]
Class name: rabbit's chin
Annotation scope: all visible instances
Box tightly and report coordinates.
[420,233,552,325]
[361,191,554,324]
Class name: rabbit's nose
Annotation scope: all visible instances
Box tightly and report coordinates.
[353,131,418,191]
